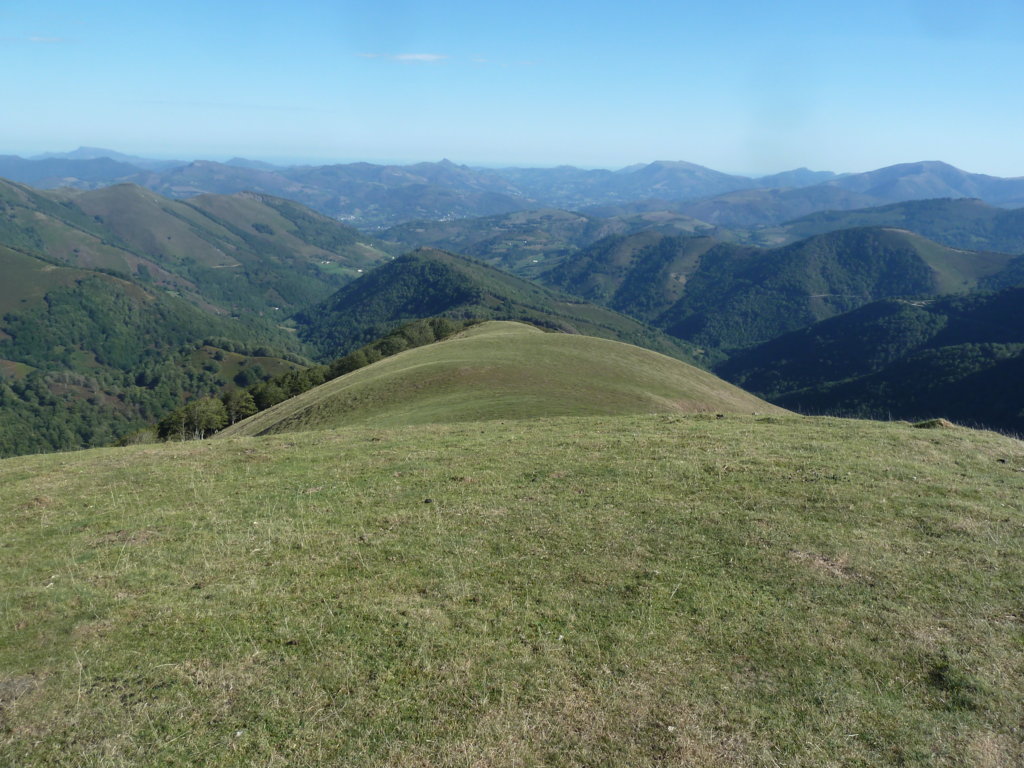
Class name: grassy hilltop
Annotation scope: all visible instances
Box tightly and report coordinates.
[2,411,1023,766]
[223,321,782,437]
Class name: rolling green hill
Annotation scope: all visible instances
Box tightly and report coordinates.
[716,287,1024,433]
[1,177,393,316]
[778,198,1024,254]
[294,248,700,362]
[222,321,783,437]
[2,412,1022,766]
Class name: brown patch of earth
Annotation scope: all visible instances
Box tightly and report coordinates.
[789,550,854,579]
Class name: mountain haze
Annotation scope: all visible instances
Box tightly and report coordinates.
[10,152,1023,229]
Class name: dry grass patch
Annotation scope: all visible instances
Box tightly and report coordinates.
[789,550,856,579]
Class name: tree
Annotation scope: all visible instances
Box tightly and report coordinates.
[222,390,257,425]
[157,397,228,441]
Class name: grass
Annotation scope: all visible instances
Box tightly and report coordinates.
[902,231,1013,294]
[0,359,36,380]
[222,321,782,438]
[0,247,90,314]
[189,346,305,386]
[2,413,1023,766]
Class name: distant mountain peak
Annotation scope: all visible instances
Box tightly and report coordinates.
[224,157,281,171]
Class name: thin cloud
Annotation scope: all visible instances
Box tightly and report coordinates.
[133,98,325,114]
[357,53,448,63]
[28,36,67,44]
[394,53,446,62]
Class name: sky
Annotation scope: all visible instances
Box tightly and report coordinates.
[2,0,1023,175]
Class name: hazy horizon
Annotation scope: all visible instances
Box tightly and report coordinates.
[4,0,1023,176]
[10,146,1024,181]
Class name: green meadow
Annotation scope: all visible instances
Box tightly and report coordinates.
[2,412,1022,766]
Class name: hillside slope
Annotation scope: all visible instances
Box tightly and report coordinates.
[0,246,305,456]
[0,178,392,316]
[222,321,783,437]
[542,232,722,321]
[541,227,1014,354]
[2,414,1022,766]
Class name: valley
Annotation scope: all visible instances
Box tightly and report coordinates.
[2,152,1024,456]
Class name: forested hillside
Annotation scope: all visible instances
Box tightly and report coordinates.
[0,246,308,456]
[0,180,397,456]
[717,287,1024,433]
[294,248,699,362]
[543,227,1016,355]
[779,197,1024,253]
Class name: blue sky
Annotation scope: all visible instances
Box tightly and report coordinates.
[2,0,1023,175]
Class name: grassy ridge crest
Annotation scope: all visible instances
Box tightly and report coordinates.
[221,321,783,437]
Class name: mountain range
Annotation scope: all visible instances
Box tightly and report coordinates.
[3,149,1022,228]
[2,148,1024,454]
[4,148,1024,767]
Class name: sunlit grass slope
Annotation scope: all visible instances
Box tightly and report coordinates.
[221,321,784,438]
[2,415,1023,766]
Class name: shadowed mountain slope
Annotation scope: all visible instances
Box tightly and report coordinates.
[716,287,1024,433]
[658,227,1014,351]
[546,227,1015,354]
[544,225,1015,354]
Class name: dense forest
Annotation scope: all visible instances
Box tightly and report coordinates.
[717,287,1024,433]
